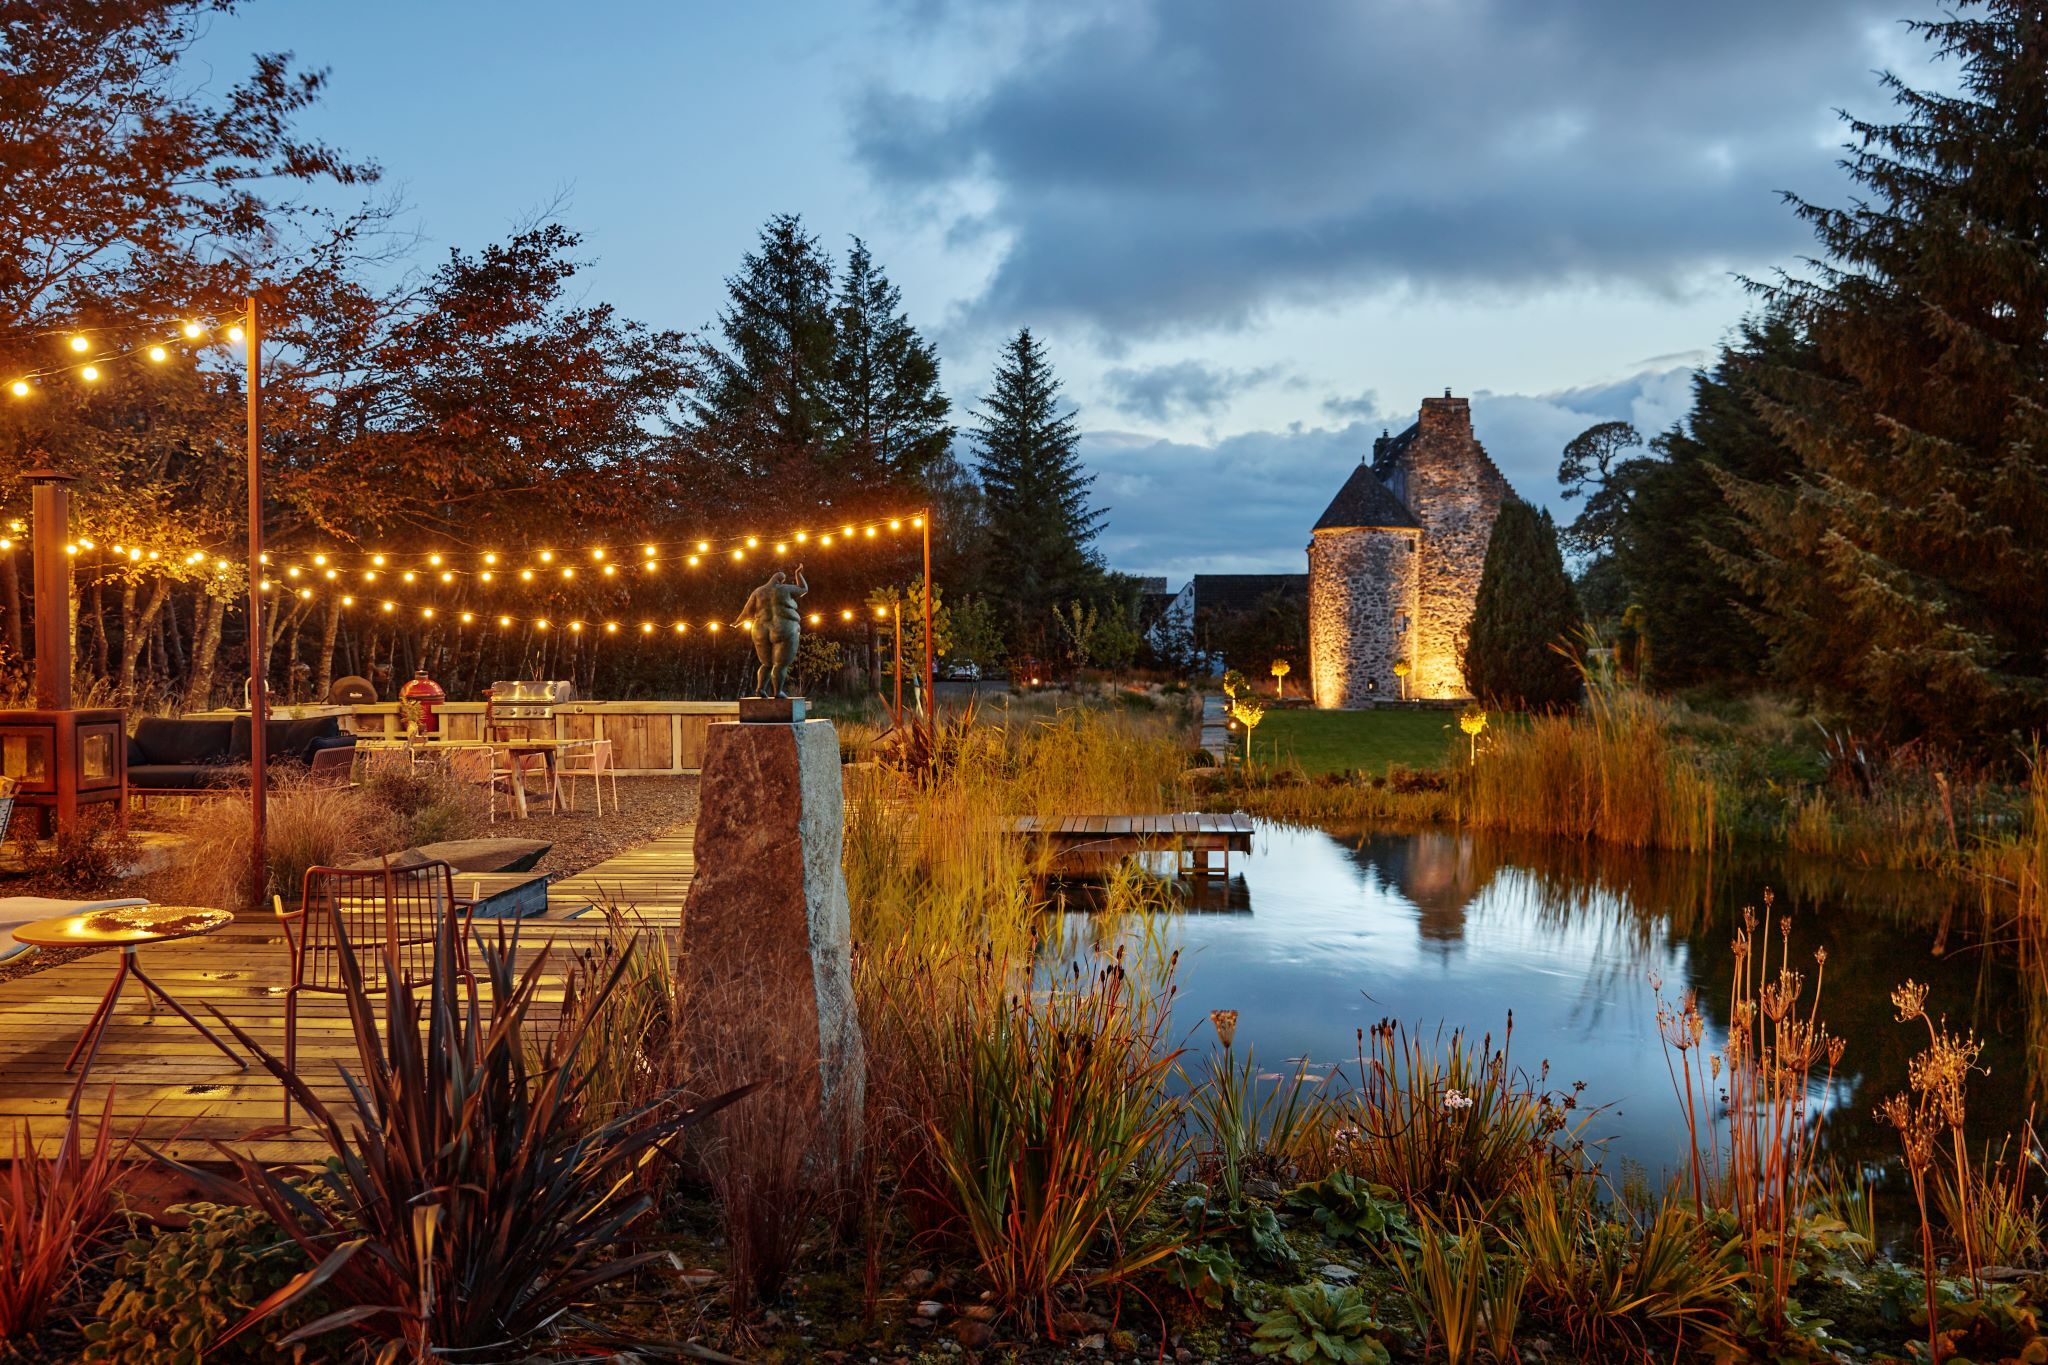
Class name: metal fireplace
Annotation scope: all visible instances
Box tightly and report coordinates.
[0,707,128,836]
[0,470,129,835]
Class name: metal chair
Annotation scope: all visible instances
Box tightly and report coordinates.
[443,745,514,823]
[306,744,359,787]
[273,859,473,1122]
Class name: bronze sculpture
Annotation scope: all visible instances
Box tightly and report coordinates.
[733,565,807,698]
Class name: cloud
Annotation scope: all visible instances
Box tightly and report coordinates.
[1099,360,1288,422]
[1322,388,1382,421]
[856,0,1938,339]
[1091,362,1700,579]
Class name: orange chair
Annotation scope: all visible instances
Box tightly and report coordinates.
[273,860,472,1122]
[557,738,619,815]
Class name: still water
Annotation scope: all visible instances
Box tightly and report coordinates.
[1069,821,2035,1181]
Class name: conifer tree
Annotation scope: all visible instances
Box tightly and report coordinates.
[826,238,953,493]
[1463,500,1582,708]
[688,214,837,496]
[1723,3,2048,746]
[970,328,1104,648]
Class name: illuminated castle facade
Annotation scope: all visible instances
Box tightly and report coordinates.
[1308,393,1512,707]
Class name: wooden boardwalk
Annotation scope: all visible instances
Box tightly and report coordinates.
[1011,812,1254,875]
[0,827,695,1165]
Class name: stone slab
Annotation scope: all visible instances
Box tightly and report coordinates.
[341,838,551,874]
[677,718,860,1150]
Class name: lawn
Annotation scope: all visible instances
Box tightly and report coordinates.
[1249,705,1459,775]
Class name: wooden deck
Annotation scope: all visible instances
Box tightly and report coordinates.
[0,827,696,1164]
[1011,811,1255,875]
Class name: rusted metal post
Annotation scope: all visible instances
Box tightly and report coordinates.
[245,294,268,903]
[25,469,75,710]
[921,508,933,723]
[891,604,903,728]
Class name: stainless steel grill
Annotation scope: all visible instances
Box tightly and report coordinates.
[487,680,576,722]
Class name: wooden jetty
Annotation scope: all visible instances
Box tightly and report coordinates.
[0,827,696,1164]
[1010,812,1255,877]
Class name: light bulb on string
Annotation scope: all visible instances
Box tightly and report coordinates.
[9,381,27,398]
[147,346,167,363]
[68,336,88,353]
[227,325,244,343]
[80,365,100,382]
[182,322,204,340]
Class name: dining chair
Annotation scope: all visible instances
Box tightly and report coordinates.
[273,860,472,1122]
[558,738,619,815]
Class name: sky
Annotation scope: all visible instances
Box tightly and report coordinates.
[193,0,1948,582]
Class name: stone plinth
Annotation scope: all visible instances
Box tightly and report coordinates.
[676,719,861,1143]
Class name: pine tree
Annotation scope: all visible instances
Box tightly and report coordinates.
[1463,500,1582,709]
[1724,3,2048,747]
[826,238,954,493]
[688,214,837,498]
[970,328,1104,648]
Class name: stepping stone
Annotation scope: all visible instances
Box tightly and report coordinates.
[343,838,550,874]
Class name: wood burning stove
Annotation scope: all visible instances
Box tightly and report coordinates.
[0,470,129,835]
[0,708,128,837]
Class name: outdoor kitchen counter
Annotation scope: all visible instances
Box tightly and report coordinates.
[346,700,741,775]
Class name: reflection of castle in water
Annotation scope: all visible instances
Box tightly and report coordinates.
[1344,830,1500,945]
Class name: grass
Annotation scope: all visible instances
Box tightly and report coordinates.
[1247,708,1460,777]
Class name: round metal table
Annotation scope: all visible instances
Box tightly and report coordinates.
[12,904,247,1087]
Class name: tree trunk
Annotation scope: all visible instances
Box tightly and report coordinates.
[315,597,342,701]
[185,594,224,710]
[118,578,170,699]
[0,550,22,663]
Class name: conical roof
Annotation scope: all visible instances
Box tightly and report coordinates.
[1314,461,1420,531]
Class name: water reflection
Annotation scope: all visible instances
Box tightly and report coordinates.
[1063,821,2031,1181]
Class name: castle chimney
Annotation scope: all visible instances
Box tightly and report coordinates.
[1418,392,1471,437]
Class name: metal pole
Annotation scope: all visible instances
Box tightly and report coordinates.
[245,294,267,905]
[892,605,902,728]
[921,507,933,725]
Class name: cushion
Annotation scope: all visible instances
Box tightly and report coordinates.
[132,717,234,767]
[228,715,343,765]
[305,734,356,756]
[128,763,247,790]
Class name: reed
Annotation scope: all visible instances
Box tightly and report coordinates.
[1462,683,1722,852]
[1654,896,1842,1337]
[1322,1017,1586,1218]
[918,945,1184,1335]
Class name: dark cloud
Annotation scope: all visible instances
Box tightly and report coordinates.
[856,0,1938,338]
[1322,388,1382,421]
[1090,364,1698,578]
[1099,360,1288,421]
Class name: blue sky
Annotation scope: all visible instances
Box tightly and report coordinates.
[193,0,1945,580]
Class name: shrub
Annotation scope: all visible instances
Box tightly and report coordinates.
[165,778,388,912]
[85,1202,326,1363]
[17,816,140,892]
[1248,1282,1390,1364]
[0,1094,134,1341]
[163,913,758,1358]
[1462,498,1582,709]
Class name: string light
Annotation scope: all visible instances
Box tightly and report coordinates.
[147,346,167,363]
[80,365,100,382]
[68,336,88,353]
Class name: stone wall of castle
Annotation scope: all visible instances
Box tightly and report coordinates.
[1400,396,1508,699]
[1308,526,1419,708]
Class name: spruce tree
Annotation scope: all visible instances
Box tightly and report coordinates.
[1723,3,2048,747]
[1463,500,1583,709]
[826,238,954,493]
[970,328,1104,648]
[1609,316,1805,688]
[689,214,837,496]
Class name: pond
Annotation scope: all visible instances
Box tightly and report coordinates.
[1063,820,2037,1183]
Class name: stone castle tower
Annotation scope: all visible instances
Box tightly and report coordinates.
[1308,393,1512,707]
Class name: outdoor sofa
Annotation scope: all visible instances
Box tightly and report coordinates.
[127,715,357,802]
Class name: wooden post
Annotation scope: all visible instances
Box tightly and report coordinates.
[245,294,268,904]
[24,469,75,711]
